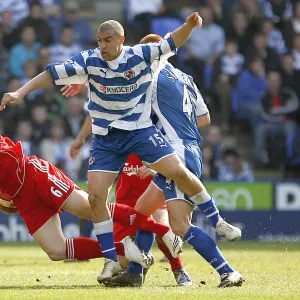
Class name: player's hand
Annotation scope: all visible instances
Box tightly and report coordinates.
[137,165,156,179]
[185,12,202,29]
[0,91,23,111]
[61,84,84,98]
[70,138,85,159]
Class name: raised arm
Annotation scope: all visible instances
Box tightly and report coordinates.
[171,12,202,48]
[134,12,202,65]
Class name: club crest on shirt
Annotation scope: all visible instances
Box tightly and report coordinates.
[89,157,95,165]
[124,69,135,80]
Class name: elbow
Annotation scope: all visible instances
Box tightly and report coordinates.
[197,113,211,128]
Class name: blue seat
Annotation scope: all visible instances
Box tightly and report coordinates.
[231,88,251,120]
[150,17,190,70]
[203,64,214,90]
[286,131,300,166]
[123,0,142,27]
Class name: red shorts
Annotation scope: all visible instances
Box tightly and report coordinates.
[12,156,75,235]
[113,222,136,242]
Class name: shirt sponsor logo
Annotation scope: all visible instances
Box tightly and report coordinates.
[98,83,138,94]
[123,163,139,176]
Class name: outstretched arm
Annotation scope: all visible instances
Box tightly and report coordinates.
[0,71,52,110]
[171,12,202,48]
[135,12,202,65]
[1,51,89,111]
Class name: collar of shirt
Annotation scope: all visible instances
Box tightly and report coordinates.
[106,48,126,69]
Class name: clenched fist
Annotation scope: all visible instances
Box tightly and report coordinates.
[185,12,202,29]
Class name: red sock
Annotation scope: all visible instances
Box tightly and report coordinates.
[108,203,169,238]
[156,237,183,271]
[66,238,125,260]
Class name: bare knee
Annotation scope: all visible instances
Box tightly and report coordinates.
[169,219,191,238]
[88,192,105,208]
[168,164,190,184]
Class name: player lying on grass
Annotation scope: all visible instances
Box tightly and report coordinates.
[0,136,182,281]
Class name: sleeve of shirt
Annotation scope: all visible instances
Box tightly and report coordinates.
[46,51,89,85]
[133,35,177,64]
[193,83,209,116]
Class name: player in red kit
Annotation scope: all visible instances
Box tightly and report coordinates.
[70,116,192,286]
[0,135,182,283]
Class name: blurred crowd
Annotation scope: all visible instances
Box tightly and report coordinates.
[0,0,94,181]
[1,0,300,181]
[126,0,300,178]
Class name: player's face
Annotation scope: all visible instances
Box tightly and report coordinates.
[97,30,124,61]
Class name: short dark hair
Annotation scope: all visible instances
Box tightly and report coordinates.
[98,20,124,37]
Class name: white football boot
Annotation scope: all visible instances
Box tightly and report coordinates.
[162,229,183,258]
[216,219,242,242]
[218,271,245,288]
[121,236,151,268]
[97,258,122,283]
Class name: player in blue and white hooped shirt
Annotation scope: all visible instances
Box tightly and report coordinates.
[0,13,214,283]
[105,34,244,288]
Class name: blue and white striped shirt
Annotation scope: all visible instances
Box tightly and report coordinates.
[151,63,208,144]
[47,36,176,135]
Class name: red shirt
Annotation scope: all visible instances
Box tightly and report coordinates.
[115,154,152,207]
[271,94,281,107]
[0,136,26,200]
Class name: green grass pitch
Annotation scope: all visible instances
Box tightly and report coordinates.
[0,242,300,300]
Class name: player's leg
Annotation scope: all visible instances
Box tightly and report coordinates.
[32,212,150,270]
[32,213,118,261]
[152,142,241,241]
[167,199,244,288]
[134,182,166,216]
[108,202,170,239]
[105,182,183,287]
[131,125,214,207]
[153,208,192,286]
[180,143,241,241]
[61,189,92,219]
[61,172,122,276]
[128,182,170,280]
[88,171,117,254]
[87,133,128,281]
[133,183,182,255]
